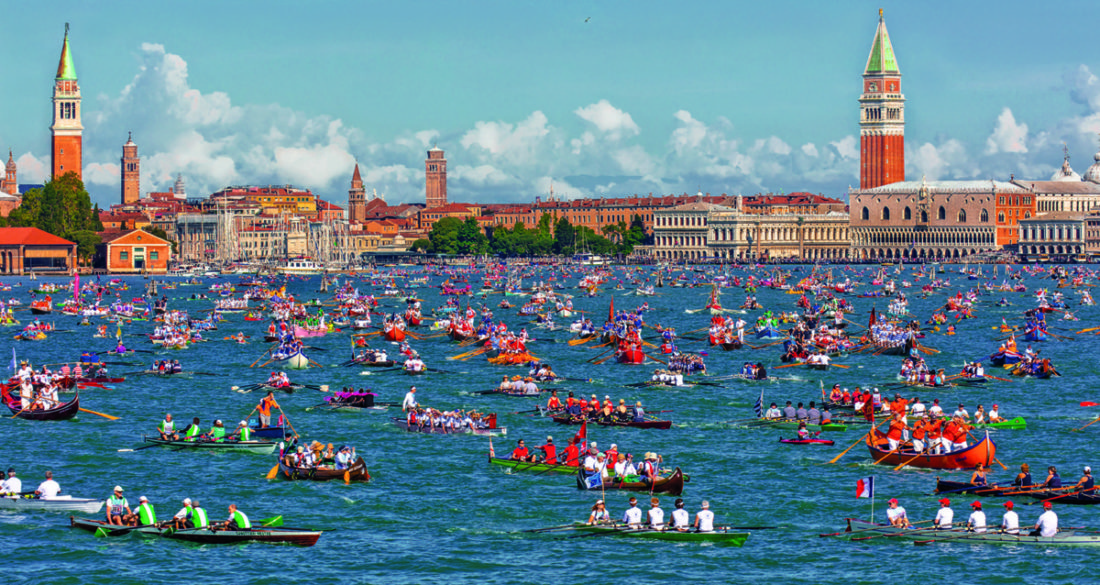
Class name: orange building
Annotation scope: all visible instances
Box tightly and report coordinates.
[51,26,83,181]
[994,184,1037,247]
[96,229,171,274]
[0,228,77,275]
[210,185,317,215]
[418,203,481,231]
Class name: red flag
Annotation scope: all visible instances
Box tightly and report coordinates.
[608,296,614,323]
[868,306,877,328]
[573,420,587,453]
[488,437,495,459]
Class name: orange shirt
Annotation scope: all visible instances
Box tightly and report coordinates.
[891,398,909,416]
[886,419,907,441]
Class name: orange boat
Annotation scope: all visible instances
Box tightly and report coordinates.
[384,327,406,342]
[865,428,996,470]
[617,348,646,365]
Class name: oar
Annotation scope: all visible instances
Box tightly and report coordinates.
[117,442,161,453]
[893,450,928,471]
[265,464,280,480]
[79,408,119,420]
[825,418,888,464]
[523,523,582,533]
[1074,416,1100,432]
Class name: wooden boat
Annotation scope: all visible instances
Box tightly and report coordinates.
[550,415,672,430]
[0,494,104,513]
[568,523,748,546]
[391,417,505,437]
[383,327,407,342]
[278,456,371,482]
[273,352,310,370]
[488,456,577,475]
[934,478,1016,496]
[971,416,1027,430]
[70,516,151,537]
[353,359,396,368]
[30,300,52,315]
[754,325,783,339]
[142,436,279,454]
[577,467,685,496]
[158,525,322,546]
[617,348,646,364]
[779,437,835,446]
[865,429,996,470]
[478,387,542,397]
[5,391,80,421]
[842,518,1100,546]
[249,424,290,439]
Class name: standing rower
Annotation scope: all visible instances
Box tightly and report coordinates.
[257,391,280,428]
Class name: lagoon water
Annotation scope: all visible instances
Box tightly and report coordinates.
[1,266,1097,584]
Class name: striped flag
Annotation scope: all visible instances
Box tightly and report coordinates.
[856,476,875,499]
[753,389,764,418]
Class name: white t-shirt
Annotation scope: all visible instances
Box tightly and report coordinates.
[929,405,944,417]
[622,506,642,525]
[36,479,60,498]
[1036,510,1058,537]
[1002,511,1019,534]
[2,477,22,494]
[911,403,926,416]
[886,506,907,525]
[968,510,987,532]
[935,507,954,528]
[671,508,690,528]
[647,507,665,528]
[583,455,598,472]
[402,392,416,410]
[696,509,715,531]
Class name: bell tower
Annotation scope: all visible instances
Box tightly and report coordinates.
[425,146,447,208]
[859,9,905,189]
[348,163,366,222]
[51,24,83,181]
[121,133,140,204]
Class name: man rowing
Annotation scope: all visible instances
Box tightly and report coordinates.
[622,496,643,528]
[106,486,132,526]
[1001,501,1020,535]
[215,504,250,532]
[35,470,60,498]
[134,496,157,527]
[764,403,782,419]
[933,498,954,529]
[646,497,665,530]
[158,413,179,440]
[1032,501,1058,537]
[257,391,280,428]
[694,501,714,532]
[967,501,987,533]
[537,436,557,464]
[510,439,535,462]
[886,498,910,528]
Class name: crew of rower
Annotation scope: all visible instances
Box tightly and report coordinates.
[586,496,716,532]
[403,353,426,373]
[405,405,493,431]
[266,371,292,388]
[498,375,540,394]
[161,414,255,443]
[888,496,1059,537]
[152,359,183,374]
[282,440,358,471]
[739,362,768,380]
[763,401,832,426]
[552,392,650,423]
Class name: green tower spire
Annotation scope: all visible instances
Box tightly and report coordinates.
[56,23,77,81]
[864,9,899,75]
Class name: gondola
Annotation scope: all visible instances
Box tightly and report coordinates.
[567,523,748,546]
[865,429,996,469]
[141,436,279,454]
[5,391,80,421]
[577,467,685,496]
[277,456,371,482]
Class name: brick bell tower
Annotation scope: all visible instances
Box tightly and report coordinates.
[859,9,905,190]
[121,132,140,204]
[51,24,83,181]
[348,162,366,222]
[425,145,447,208]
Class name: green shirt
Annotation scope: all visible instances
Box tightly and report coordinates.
[210,426,226,441]
[137,502,157,525]
[184,424,202,441]
[238,427,251,441]
[230,510,251,529]
[193,507,209,528]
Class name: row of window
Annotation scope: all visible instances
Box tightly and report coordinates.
[119,251,158,261]
[997,196,1033,205]
[1020,226,1082,241]
[860,206,993,223]
[655,215,706,227]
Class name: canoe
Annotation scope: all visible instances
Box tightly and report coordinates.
[843,518,1100,546]
[865,429,996,470]
[70,516,150,536]
[391,417,505,437]
[577,467,685,496]
[0,494,104,513]
[551,415,672,430]
[278,456,371,482]
[354,359,396,368]
[488,456,578,475]
[569,523,748,546]
[142,436,279,454]
[972,416,1027,430]
[779,437,835,446]
[5,391,80,421]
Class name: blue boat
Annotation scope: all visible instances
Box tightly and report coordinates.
[1022,327,1047,342]
[755,325,783,339]
[989,350,1022,366]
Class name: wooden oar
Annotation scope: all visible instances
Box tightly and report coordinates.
[773,362,804,370]
[523,523,582,533]
[893,450,928,471]
[830,363,850,369]
[265,464,280,480]
[567,337,594,346]
[1073,416,1100,432]
[79,408,119,420]
[117,442,160,452]
[825,418,888,464]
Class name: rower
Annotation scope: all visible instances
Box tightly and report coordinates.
[622,496,643,528]
[694,501,715,532]
[562,438,581,467]
[1013,463,1033,487]
[639,452,660,485]
[670,498,690,531]
[885,413,908,451]
[510,439,533,462]
[796,421,811,441]
[820,406,832,425]
[220,504,251,531]
[970,464,990,487]
[234,420,252,441]
[1032,501,1058,537]
[191,499,210,529]
[782,401,796,419]
[1042,466,1062,489]
[632,401,646,423]
[0,468,20,495]
[886,498,910,528]
[795,402,808,421]
[158,413,179,441]
[106,486,132,526]
[402,387,418,412]
[614,453,636,478]
[646,497,665,530]
[206,419,227,442]
[135,496,157,527]
[34,470,60,498]
[988,404,1003,423]
[257,391,280,428]
[933,498,955,529]
[764,403,782,419]
[967,501,987,533]
[586,499,611,525]
[807,402,821,425]
[1074,466,1094,491]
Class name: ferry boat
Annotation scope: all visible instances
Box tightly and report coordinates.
[277,260,323,276]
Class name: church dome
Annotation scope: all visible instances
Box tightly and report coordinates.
[1052,155,1081,182]
[1085,149,1100,184]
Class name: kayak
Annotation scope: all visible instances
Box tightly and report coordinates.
[569,523,749,546]
[971,416,1027,430]
[779,437,835,446]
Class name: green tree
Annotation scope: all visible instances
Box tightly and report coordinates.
[536,213,554,234]
[7,172,103,237]
[68,230,101,263]
[456,217,488,255]
[410,238,432,252]
[553,217,574,254]
[427,217,463,254]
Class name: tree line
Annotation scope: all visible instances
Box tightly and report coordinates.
[410,213,651,257]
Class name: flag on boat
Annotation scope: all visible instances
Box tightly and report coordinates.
[856,476,874,499]
[753,390,763,418]
[573,420,587,453]
[584,472,602,489]
[488,437,495,459]
[8,347,15,371]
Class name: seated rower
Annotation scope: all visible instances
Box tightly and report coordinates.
[586,499,611,525]
[933,498,954,529]
[886,498,910,528]
[537,436,557,464]
[646,497,665,530]
[970,465,989,487]
[205,420,227,442]
[1074,466,1094,491]
[796,421,811,440]
[182,417,203,442]
[105,486,132,526]
[1042,466,1062,489]
[632,401,646,423]
[670,498,690,531]
[694,501,714,532]
[988,404,1003,423]
[622,496,643,528]
[510,439,534,462]
[173,498,195,529]
[764,403,782,419]
[968,501,987,533]
[216,504,250,532]
[233,420,252,441]
[158,413,179,440]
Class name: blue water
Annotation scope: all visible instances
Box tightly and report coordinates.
[1,265,1098,584]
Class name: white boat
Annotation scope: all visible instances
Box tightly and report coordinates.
[576,254,608,266]
[0,495,105,514]
[274,352,310,369]
[277,260,323,276]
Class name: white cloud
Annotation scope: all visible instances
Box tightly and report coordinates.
[460,111,552,166]
[986,108,1028,154]
[801,143,819,157]
[15,153,47,185]
[574,100,640,141]
[831,136,859,160]
[909,139,979,180]
[84,162,120,187]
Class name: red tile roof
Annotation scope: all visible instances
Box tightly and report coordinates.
[0,227,75,247]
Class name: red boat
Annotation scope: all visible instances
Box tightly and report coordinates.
[865,428,996,470]
[779,437,835,446]
[617,348,646,364]
[405,311,422,326]
[384,327,406,342]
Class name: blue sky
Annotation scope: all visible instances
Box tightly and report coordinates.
[2,1,1100,208]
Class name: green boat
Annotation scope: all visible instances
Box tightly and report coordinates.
[142,436,279,454]
[571,523,749,546]
[971,416,1026,430]
[489,456,576,475]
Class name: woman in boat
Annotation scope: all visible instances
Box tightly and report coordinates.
[586,500,610,525]
[1013,463,1033,487]
[970,464,990,487]
[796,421,810,441]
[1041,466,1062,489]
[670,499,691,531]
[1073,466,1094,491]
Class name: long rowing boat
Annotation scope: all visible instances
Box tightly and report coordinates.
[141,436,279,454]
[568,522,749,545]
[488,455,577,475]
[841,518,1100,545]
[277,456,371,482]
[550,415,673,430]
[971,416,1027,430]
[741,418,848,432]
[865,429,996,470]
[934,479,1100,505]
[69,516,322,546]
[0,494,104,513]
[577,467,685,495]
[391,417,506,437]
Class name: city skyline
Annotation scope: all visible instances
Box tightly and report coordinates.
[2,2,1100,208]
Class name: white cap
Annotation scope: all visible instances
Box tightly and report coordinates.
[1087,466,1092,473]
[113,485,123,492]
[183,498,192,505]
[139,496,148,502]
[240,420,248,426]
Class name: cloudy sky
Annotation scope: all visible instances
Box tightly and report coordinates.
[3,1,1100,208]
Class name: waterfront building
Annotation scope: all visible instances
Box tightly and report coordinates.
[0,227,77,274]
[95,229,171,273]
[1017,211,1087,261]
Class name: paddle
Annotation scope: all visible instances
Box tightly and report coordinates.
[523,523,582,533]
[825,418,888,464]
[1073,416,1100,432]
[265,464,280,480]
[117,443,160,453]
[79,408,119,420]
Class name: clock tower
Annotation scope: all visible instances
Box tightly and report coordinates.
[859,9,904,190]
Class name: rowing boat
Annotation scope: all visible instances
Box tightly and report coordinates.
[577,467,685,495]
[488,455,577,475]
[278,456,371,482]
[569,522,749,545]
[70,516,323,546]
[391,417,506,437]
[741,419,848,432]
[971,416,1027,430]
[842,518,1100,545]
[0,494,104,513]
[550,415,672,430]
[142,435,279,454]
[5,391,80,421]
[866,429,996,469]
[779,437,835,446]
